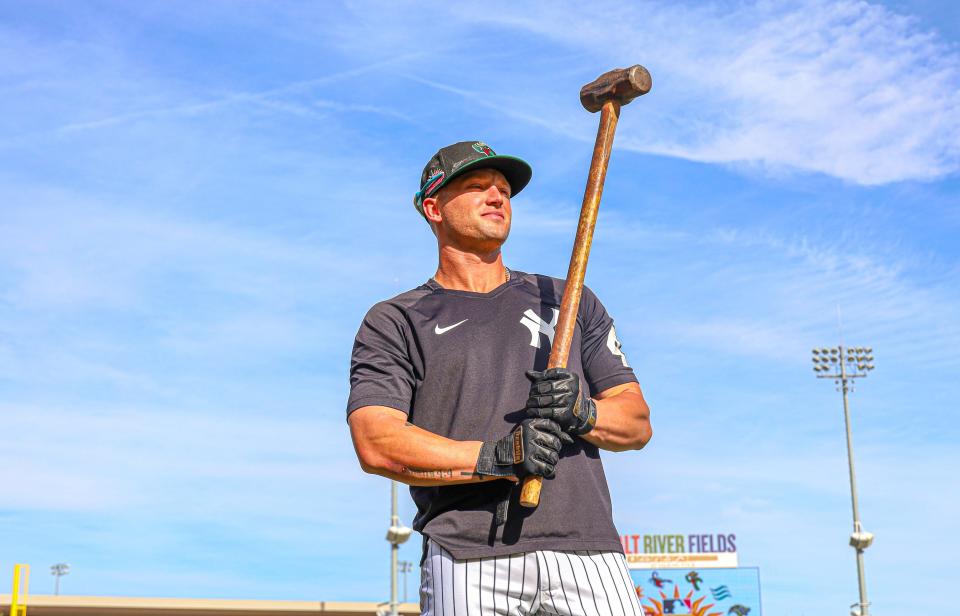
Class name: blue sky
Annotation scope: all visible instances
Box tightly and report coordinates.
[1,1,958,614]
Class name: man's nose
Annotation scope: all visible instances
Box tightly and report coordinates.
[485,185,504,206]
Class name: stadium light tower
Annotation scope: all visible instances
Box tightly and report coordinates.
[385,481,412,616]
[50,563,70,595]
[811,345,875,616]
[398,560,413,603]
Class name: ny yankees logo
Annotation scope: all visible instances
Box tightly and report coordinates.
[520,307,559,348]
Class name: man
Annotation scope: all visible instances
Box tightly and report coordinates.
[347,141,652,616]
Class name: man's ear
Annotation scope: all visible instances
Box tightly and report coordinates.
[422,197,443,225]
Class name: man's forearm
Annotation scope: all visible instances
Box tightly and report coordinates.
[348,406,512,486]
[379,427,499,486]
[581,384,652,452]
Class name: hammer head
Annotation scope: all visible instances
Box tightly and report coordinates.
[580,65,652,113]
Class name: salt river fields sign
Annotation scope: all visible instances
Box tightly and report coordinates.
[621,533,739,569]
[629,567,762,616]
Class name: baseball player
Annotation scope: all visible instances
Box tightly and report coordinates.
[347,141,652,616]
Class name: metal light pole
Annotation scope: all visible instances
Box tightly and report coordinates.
[398,561,413,603]
[811,345,875,616]
[385,481,412,616]
[50,563,70,596]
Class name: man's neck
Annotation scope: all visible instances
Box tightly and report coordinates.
[433,247,509,293]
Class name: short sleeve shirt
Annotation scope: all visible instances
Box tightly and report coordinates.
[347,271,636,558]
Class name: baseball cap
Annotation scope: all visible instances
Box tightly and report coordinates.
[413,141,532,218]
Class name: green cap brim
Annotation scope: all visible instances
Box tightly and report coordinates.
[434,154,533,199]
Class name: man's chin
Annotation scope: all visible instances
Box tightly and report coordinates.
[480,228,510,247]
[479,220,510,242]
[446,221,510,252]
[461,234,507,256]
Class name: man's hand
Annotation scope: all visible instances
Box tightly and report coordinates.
[476,418,573,480]
[524,368,598,436]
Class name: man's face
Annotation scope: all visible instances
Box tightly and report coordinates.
[424,168,512,252]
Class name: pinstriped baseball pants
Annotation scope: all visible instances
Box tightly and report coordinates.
[421,539,643,616]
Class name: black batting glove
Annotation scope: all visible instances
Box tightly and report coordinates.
[475,418,574,480]
[524,368,598,436]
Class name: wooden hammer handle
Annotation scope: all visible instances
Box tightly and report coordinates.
[520,100,622,508]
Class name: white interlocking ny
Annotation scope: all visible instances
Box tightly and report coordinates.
[520,307,559,349]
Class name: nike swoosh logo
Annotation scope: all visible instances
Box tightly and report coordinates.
[434,319,468,335]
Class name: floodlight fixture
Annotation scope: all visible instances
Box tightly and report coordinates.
[850,531,875,550]
[386,525,413,545]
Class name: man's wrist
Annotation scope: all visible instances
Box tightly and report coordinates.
[475,433,522,477]
[571,395,598,435]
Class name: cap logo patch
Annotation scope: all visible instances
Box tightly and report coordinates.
[423,170,445,196]
[472,142,495,156]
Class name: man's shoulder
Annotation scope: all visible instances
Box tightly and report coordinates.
[512,271,603,305]
[363,283,434,321]
[511,270,563,302]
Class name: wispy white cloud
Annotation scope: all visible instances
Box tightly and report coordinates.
[7,1,958,184]
[0,400,406,599]
[585,211,960,376]
[53,58,421,135]
[358,0,960,185]
[400,74,584,140]
[659,318,809,360]
[0,402,360,514]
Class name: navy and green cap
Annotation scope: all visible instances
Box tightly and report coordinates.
[413,141,532,218]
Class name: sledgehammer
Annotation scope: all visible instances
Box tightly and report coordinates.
[520,65,652,508]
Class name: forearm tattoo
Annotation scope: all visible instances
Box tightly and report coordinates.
[397,421,482,480]
[400,467,481,480]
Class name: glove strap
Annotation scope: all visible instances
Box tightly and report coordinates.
[494,494,510,526]
[476,431,526,526]
[476,430,524,477]
[572,395,598,435]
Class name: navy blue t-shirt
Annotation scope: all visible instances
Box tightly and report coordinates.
[347,270,636,558]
